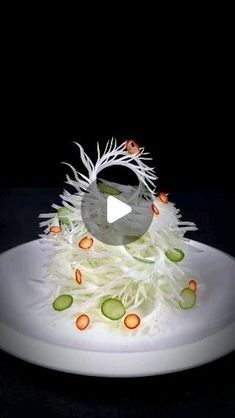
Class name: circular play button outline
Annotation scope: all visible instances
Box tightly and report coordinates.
[81,179,154,246]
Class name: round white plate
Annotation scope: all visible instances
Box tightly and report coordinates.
[0,240,234,377]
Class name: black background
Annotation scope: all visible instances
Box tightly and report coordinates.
[1,88,234,257]
[1,103,233,195]
[0,37,235,416]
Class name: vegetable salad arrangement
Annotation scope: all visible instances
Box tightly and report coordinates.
[39,139,199,335]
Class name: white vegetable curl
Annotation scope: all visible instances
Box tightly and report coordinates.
[63,138,157,195]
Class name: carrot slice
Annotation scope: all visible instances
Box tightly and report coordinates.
[124,313,141,329]
[75,269,82,285]
[189,279,197,292]
[152,203,160,216]
[78,236,94,250]
[76,314,90,330]
[125,139,140,155]
[159,192,169,204]
[49,225,62,234]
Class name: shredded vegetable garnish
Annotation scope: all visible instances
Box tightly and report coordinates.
[58,207,72,225]
[39,138,199,335]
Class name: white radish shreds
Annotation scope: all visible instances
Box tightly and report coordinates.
[39,140,197,335]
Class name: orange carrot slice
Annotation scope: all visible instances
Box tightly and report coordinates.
[125,139,140,155]
[49,225,62,234]
[152,203,160,216]
[78,236,94,250]
[76,314,90,331]
[159,192,169,204]
[189,279,197,292]
[124,313,141,329]
[75,269,82,285]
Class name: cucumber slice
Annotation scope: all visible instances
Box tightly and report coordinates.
[179,288,196,309]
[124,235,139,245]
[101,298,126,320]
[165,248,185,262]
[133,255,154,264]
[57,207,71,226]
[125,234,156,263]
[53,294,73,311]
[97,183,121,195]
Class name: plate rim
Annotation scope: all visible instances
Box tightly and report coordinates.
[0,320,234,377]
[0,239,235,377]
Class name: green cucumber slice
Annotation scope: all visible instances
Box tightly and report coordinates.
[53,294,73,311]
[179,288,196,309]
[57,207,71,225]
[101,298,126,320]
[165,248,185,262]
[125,234,156,263]
[97,183,121,195]
[133,255,155,264]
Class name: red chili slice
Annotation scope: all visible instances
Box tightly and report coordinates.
[159,192,169,204]
[125,139,140,155]
[49,225,62,234]
[78,236,94,250]
[75,269,82,285]
[152,204,160,216]
[76,314,90,330]
[124,313,141,329]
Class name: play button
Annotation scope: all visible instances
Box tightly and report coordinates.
[107,196,132,224]
[81,179,154,246]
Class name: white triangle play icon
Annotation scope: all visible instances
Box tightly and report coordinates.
[107,196,132,224]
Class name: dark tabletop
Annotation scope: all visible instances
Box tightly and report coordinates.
[0,188,234,418]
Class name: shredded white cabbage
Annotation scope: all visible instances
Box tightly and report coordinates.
[39,139,197,335]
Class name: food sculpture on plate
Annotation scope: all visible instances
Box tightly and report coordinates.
[39,139,199,334]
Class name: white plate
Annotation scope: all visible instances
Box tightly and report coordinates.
[0,240,234,377]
